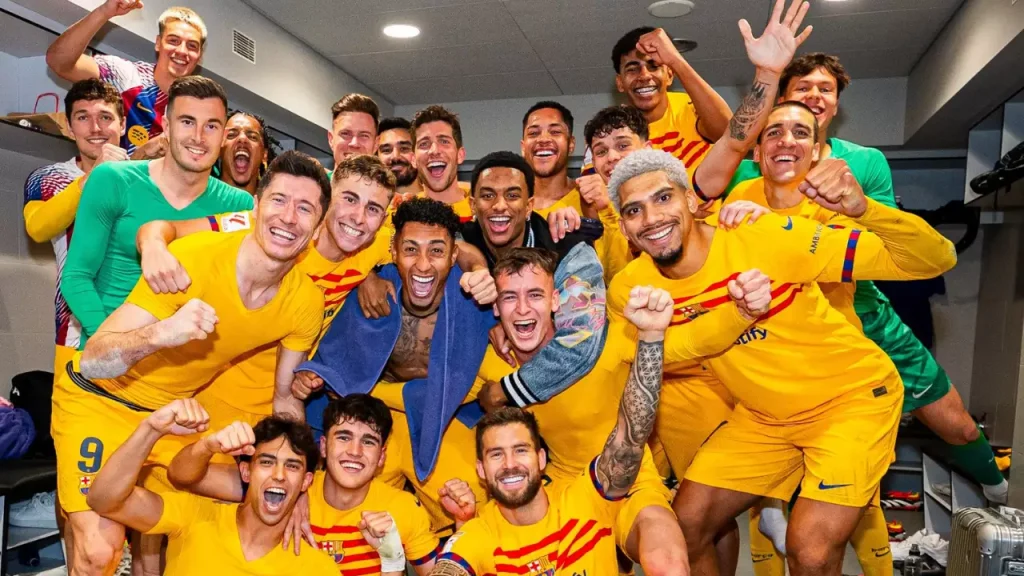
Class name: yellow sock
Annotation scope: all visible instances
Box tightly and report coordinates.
[851,504,893,576]
[749,505,786,576]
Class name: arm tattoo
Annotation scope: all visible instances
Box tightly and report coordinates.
[728,80,769,142]
[430,560,471,576]
[597,339,665,496]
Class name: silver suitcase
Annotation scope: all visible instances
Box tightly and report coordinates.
[950,507,1024,576]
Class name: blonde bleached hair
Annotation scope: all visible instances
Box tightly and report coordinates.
[158,7,208,45]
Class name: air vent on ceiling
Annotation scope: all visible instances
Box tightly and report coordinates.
[232,29,255,64]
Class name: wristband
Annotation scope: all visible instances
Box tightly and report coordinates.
[377,515,406,571]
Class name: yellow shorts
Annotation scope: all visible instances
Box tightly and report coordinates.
[53,345,77,380]
[656,373,734,477]
[51,366,203,513]
[684,384,903,507]
[548,448,673,553]
[379,409,488,536]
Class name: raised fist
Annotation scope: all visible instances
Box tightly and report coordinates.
[623,286,674,335]
[147,398,209,436]
[728,269,772,321]
[156,298,217,348]
[202,421,256,456]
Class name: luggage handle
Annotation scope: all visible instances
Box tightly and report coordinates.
[34,93,60,114]
[998,506,1024,527]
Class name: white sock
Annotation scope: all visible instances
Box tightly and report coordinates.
[758,505,789,555]
[983,478,1009,504]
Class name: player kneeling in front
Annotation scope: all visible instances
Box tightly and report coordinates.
[432,284,750,575]
[86,399,337,574]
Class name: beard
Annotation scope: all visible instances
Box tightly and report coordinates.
[651,245,683,266]
[390,162,418,187]
[487,469,542,508]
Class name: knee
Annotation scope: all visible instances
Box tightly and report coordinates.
[73,537,118,574]
[641,546,690,576]
[787,538,840,574]
[674,504,716,554]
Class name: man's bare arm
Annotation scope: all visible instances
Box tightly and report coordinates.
[168,422,252,502]
[694,0,813,198]
[274,346,312,419]
[45,0,139,81]
[80,299,217,379]
[595,287,670,499]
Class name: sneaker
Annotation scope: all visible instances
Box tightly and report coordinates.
[882,490,923,510]
[10,491,58,529]
[887,520,907,541]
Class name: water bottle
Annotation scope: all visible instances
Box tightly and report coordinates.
[903,544,922,576]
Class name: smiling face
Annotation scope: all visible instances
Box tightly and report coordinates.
[239,436,313,526]
[472,166,533,250]
[494,265,558,357]
[392,222,458,315]
[68,99,124,162]
[590,127,647,184]
[325,173,390,254]
[320,417,385,490]
[155,20,203,80]
[415,121,465,193]
[754,105,820,186]
[477,423,545,508]
[616,49,672,114]
[618,171,698,267]
[377,128,418,187]
[220,114,267,190]
[329,112,377,167]
[783,67,839,136]
[254,173,324,262]
[166,95,226,173]
[521,108,574,179]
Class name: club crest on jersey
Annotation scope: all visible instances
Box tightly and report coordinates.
[673,302,709,324]
[79,475,93,495]
[318,540,344,563]
[526,557,555,575]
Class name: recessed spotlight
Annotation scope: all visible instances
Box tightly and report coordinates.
[648,0,695,18]
[383,24,420,39]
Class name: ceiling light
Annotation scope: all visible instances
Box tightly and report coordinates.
[648,0,695,18]
[383,24,419,39]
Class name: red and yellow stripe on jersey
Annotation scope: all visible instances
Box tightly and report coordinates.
[648,92,714,174]
[716,177,862,329]
[437,458,622,575]
[610,200,959,422]
[197,211,390,420]
[307,472,439,574]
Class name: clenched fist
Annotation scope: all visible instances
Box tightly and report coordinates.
[728,269,772,321]
[624,286,674,337]
[798,158,868,218]
[460,268,497,306]
[576,174,611,211]
[156,299,217,348]
[439,478,477,525]
[290,370,324,401]
[146,398,209,436]
[202,421,256,456]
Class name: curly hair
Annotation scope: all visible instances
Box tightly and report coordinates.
[227,109,277,164]
[392,197,461,243]
[584,104,649,147]
[607,148,689,210]
[411,105,463,148]
[243,415,319,473]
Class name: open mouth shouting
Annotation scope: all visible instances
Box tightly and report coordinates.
[232,148,252,176]
[262,486,288,513]
[410,274,436,299]
[486,214,513,236]
[512,319,537,338]
[426,159,447,180]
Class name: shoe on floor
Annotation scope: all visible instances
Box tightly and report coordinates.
[10,491,58,529]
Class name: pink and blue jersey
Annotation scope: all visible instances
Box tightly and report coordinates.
[96,55,167,154]
[24,158,84,348]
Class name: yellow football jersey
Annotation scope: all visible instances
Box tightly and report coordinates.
[648,92,713,174]
[306,471,439,572]
[609,201,955,422]
[90,231,323,409]
[719,177,861,329]
[436,459,622,575]
[197,214,390,416]
[150,492,337,575]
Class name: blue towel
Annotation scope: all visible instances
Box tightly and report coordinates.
[0,407,35,460]
[299,264,492,481]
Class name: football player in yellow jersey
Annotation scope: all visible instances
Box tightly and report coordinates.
[611,23,732,172]
[86,399,337,575]
[328,94,380,169]
[133,155,396,430]
[470,248,771,575]
[169,394,458,575]
[608,145,956,576]
[52,150,330,575]
[410,105,474,222]
[432,285,679,576]
[377,116,423,199]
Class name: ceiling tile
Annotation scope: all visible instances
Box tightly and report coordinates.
[331,39,545,84]
[550,67,618,95]
[800,8,955,54]
[371,70,562,105]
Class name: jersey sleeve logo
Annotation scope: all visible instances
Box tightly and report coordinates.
[782,217,793,230]
[219,212,252,232]
[441,531,464,554]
